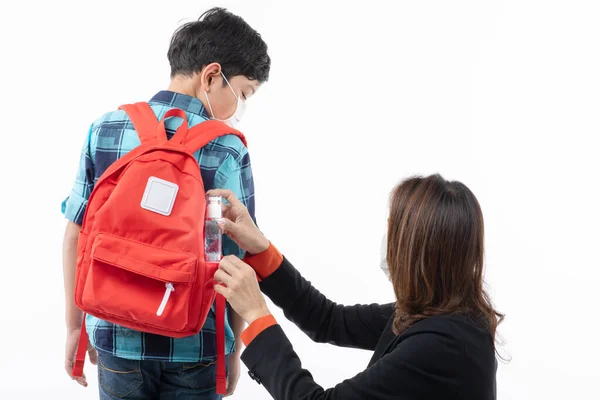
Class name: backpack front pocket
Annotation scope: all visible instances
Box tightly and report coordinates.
[82,233,198,333]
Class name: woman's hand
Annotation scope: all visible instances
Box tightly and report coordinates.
[214,256,271,324]
[207,189,270,255]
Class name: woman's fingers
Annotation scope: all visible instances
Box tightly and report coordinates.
[220,202,232,217]
[214,268,233,287]
[217,218,240,239]
[214,283,230,298]
[215,256,251,287]
[223,256,258,281]
[220,255,243,274]
[227,255,249,270]
[213,256,269,324]
[207,189,245,210]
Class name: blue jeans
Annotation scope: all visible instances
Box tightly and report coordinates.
[97,351,228,399]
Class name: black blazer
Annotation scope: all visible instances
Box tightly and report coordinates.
[241,257,498,399]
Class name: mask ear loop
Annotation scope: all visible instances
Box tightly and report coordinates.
[204,71,243,122]
[203,70,226,119]
[221,72,246,127]
[220,72,239,99]
[204,90,216,119]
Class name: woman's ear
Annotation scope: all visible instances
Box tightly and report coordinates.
[201,63,223,92]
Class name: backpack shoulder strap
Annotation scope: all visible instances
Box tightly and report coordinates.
[172,120,247,153]
[119,102,160,145]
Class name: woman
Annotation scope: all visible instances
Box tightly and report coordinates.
[209,174,503,399]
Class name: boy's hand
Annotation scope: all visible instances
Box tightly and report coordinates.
[65,328,97,387]
[225,355,241,397]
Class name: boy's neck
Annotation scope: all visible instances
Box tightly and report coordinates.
[167,77,197,98]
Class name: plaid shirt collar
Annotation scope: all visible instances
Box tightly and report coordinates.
[150,90,211,120]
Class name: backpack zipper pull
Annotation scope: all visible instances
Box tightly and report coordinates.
[156,283,175,316]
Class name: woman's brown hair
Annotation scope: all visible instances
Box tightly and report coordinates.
[387,174,503,343]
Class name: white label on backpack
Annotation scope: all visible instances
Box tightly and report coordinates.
[141,177,179,216]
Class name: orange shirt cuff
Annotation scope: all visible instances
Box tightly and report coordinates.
[244,242,283,280]
[241,314,278,346]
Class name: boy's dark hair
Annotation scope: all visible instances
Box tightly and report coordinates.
[167,8,271,83]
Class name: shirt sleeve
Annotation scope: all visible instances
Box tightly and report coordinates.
[215,149,256,258]
[244,242,284,280]
[62,125,95,225]
[241,314,278,345]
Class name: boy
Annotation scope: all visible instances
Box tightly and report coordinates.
[61,8,270,399]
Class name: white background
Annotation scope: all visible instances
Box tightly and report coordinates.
[0,0,598,398]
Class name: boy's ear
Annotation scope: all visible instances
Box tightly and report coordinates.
[201,63,223,91]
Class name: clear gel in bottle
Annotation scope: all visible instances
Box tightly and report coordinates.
[205,196,223,262]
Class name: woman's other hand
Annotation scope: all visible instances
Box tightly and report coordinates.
[207,189,270,255]
[214,255,271,324]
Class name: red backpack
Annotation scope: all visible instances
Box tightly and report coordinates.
[71,102,245,395]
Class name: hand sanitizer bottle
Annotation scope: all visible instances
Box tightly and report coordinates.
[205,196,223,262]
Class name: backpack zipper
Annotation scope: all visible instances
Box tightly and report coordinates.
[156,282,175,316]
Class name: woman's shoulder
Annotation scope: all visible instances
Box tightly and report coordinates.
[380,315,496,398]
[397,313,496,366]
[404,313,490,338]
[386,313,496,382]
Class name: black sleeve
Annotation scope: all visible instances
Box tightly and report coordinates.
[241,324,463,400]
[259,257,394,351]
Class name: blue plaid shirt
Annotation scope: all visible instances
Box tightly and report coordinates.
[62,91,255,362]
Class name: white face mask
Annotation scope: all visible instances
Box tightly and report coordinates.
[380,232,391,281]
[204,72,246,128]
